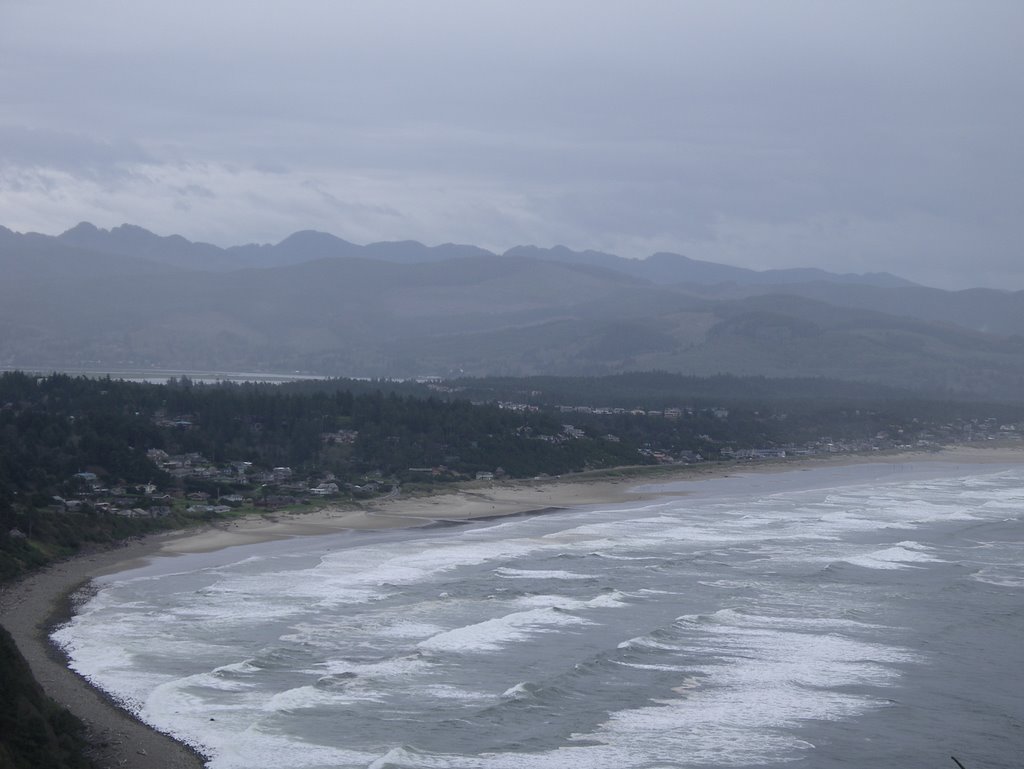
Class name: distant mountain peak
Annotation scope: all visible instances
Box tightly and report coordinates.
[62,221,101,236]
[274,230,359,261]
[110,223,155,236]
[278,229,347,245]
[60,221,162,246]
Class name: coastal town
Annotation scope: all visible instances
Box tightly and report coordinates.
[28,395,1023,530]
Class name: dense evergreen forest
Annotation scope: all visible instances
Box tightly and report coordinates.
[2,370,1021,582]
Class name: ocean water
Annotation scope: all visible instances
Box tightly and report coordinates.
[54,462,1024,769]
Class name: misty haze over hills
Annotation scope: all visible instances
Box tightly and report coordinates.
[3,223,1024,400]
[50,222,915,288]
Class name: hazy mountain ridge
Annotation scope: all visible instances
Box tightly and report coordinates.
[45,223,913,288]
[688,280,1024,338]
[504,245,916,289]
[3,223,1024,399]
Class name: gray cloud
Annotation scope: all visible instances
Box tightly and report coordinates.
[0,125,153,178]
[1,1,1021,289]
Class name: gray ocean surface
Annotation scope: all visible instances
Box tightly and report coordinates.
[54,462,1024,769]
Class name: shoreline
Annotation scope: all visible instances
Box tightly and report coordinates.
[2,444,1022,769]
[0,534,211,769]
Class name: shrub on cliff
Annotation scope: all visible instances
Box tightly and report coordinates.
[0,624,91,769]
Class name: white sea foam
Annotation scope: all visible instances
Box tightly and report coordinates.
[506,591,629,611]
[692,607,885,634]
[589,552,662,561]
[418,607,593,653]
[609,660,691,672]
[212,660,261,675]
[374,620,447,639]
[495,567,596,580]
[501,681,536,699]
[507,593,578,608]
[263,684,364,712]
[617,635,684,652]
[196,535,552,614]
[697,579,758,589]
[980,499,1024,511]
[140,674,269,750]
[584,590,630,608]
[186,724,379,769]
[550,610,915,768]
[971,566,1024,587]
[844,541,944,570]
[414,684,489,701]
[319,653,433,680]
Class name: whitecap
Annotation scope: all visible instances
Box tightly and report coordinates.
[843,541,945,570]
[418,607,592,653]
[971,566,1024,588]
[494,567,596,580]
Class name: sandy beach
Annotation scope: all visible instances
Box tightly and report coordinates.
[1,445,1021,769]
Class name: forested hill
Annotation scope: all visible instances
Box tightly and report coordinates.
[3,371,1023,582]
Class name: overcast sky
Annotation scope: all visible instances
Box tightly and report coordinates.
[2,1,1022,289]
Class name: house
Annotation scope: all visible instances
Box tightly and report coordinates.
[115,508,147,518]
[229,461,252,477]
[310,482,340,497]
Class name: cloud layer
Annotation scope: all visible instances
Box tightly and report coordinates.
[2,1,1022,288]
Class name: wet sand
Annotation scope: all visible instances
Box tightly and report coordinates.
[1,445,1020,768]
